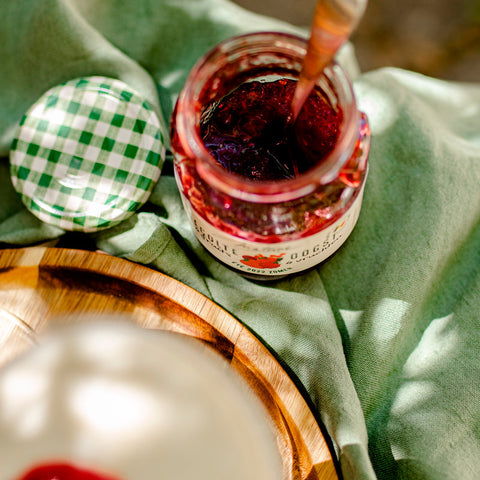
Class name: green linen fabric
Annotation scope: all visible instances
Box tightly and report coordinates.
[1,1,479,479]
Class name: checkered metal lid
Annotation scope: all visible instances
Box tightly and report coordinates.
[9,76,165,232]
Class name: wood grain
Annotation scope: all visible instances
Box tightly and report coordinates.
[0,247,339,480]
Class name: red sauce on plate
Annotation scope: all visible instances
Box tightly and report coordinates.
[16,463,120,480]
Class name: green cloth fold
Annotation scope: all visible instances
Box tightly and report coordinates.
[1,1,479,479]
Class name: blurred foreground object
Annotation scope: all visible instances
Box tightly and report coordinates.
[0,321,283,480]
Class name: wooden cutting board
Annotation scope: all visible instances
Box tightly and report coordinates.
[0,247,339,480]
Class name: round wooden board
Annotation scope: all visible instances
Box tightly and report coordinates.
[0,247,339,480]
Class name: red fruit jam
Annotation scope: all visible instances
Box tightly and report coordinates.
[16,463,120,480]
[200,79,342,181]
[171,32,370,278]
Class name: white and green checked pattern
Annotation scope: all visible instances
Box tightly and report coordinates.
[10,76,165,232]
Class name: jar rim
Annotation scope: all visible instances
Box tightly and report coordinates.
[175,31,360,203]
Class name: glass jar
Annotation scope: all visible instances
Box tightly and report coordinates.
[171,32,370,279]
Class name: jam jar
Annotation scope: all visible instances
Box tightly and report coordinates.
[171,32,370,279]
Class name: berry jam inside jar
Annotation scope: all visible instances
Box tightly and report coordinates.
[171,32,370,279]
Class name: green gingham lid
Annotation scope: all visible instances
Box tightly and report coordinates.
[9,76,165,232]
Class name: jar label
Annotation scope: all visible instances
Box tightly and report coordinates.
[182,185,365,277]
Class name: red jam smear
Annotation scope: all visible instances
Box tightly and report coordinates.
[200,78,342,181]
[16,463,120,480]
